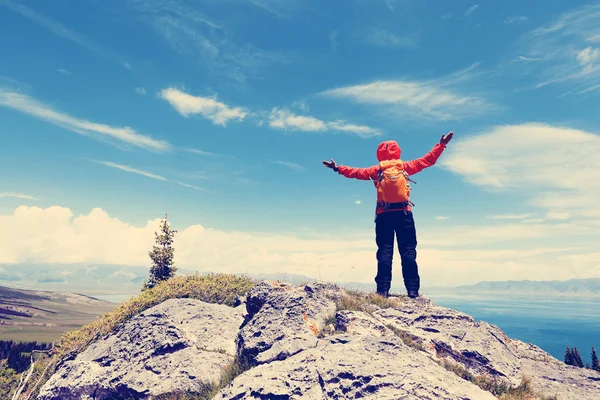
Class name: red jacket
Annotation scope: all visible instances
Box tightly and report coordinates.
[337,140,446,214]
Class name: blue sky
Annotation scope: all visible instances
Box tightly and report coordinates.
[1,0,600,289]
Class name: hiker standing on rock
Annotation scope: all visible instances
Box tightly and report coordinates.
[322,132,454,299]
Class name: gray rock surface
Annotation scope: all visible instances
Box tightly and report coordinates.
[215,334,497,400]
[36,280,600,400]
[37,299,245,400]
[521,358,600,400]
[372,299,524,385]
[236,281,341,365]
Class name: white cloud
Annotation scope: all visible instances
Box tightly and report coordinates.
[465,5,479,16]
[175,181,204,191]
[320,64,494,121]
[268,108,382,137]
[0,90,170,152]
[327,120,382,137]
[160,88,249,126]
[517,3,600,94]
[362,29,418,49]
[1,205,598,288]
[269,108,327,131]
[355,200,361,205]
[57,69,72,75]
[0,192,38,200]
[124,62,132,70]
[545,211,570,220]
[274,161,305,171]
[577,47,600,73]
[504,16,529,25]
[135,87,147,95]
[487,213,533,220]
[435,216,449,220]
[440,123,600,218]
[92,160,168,181]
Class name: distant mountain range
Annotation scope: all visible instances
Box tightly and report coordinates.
[446,278,600,297]
[1,263,598,297]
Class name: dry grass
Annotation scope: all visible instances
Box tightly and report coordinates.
[437,358,559,400]
[334,289,404,315]
[14,273,256,400]
[383,323,425,351]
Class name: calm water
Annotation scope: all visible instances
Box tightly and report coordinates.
[93,291,599,365]
[426,292,600,366]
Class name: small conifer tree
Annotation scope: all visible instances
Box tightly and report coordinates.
[564,346,574,366]
[592,346,600,372]
[143,213,177,291]
[572,346,585,368]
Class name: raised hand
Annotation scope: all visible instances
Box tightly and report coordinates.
[440,131,454,145]
[322,158,338,170]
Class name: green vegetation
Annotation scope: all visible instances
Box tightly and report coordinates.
[143,214,178,291]
[11,273,256,400]
[592,346,600,372]
[0,359,19,400]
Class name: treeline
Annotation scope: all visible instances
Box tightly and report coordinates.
[0,340,52,373]
[564,345,600,371]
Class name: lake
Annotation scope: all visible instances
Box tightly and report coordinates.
[93,291,600,366]
[426,291,600,366]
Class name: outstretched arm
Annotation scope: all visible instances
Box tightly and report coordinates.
[322,158,378,180]
[404,131,453,175]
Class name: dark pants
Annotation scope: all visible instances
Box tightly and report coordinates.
[374,210,420,293]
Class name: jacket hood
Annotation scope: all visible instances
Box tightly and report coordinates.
[376,140,401,161]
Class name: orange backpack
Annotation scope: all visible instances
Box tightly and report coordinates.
[375,160,416,207]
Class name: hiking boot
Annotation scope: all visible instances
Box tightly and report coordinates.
[407,291,418,299]
[376,290,389,298]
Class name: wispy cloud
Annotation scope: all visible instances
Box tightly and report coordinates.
[91,160,167,181]
[441,123,600,218]
[435,216,450,220]
[135,87,147,95]
[504,16,529,25]
[0,192,38,200]
[0,0,128,67]
[362,29,418,49]
[320,63,495,121]
[274,161,305,171]
[487,213,534,220]
[175,181,205,191]
[465,5,479,16]
[90,160,205,190]
[160,87,249,126]
[57,69,72,75]
[269,108,327,132]
[183,148,214,156]
[269,108,382,137]
[125,0,288,82]
[161,88,382,137]
[515,2,600,94]
[0,90,170,152]
[0,0,103,54]
[123,62,132,70]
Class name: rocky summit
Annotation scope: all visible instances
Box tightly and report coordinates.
[37,281,600,399]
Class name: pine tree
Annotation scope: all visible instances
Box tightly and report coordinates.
[592,346,600,372]
[565,346,574,366]
[572,347,585,368]
[143,213,177,291]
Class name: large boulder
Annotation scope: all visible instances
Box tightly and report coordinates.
[215,334,497,399]
[372,298,524,385]
[236,281,342,365]
[37,299,245,400]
